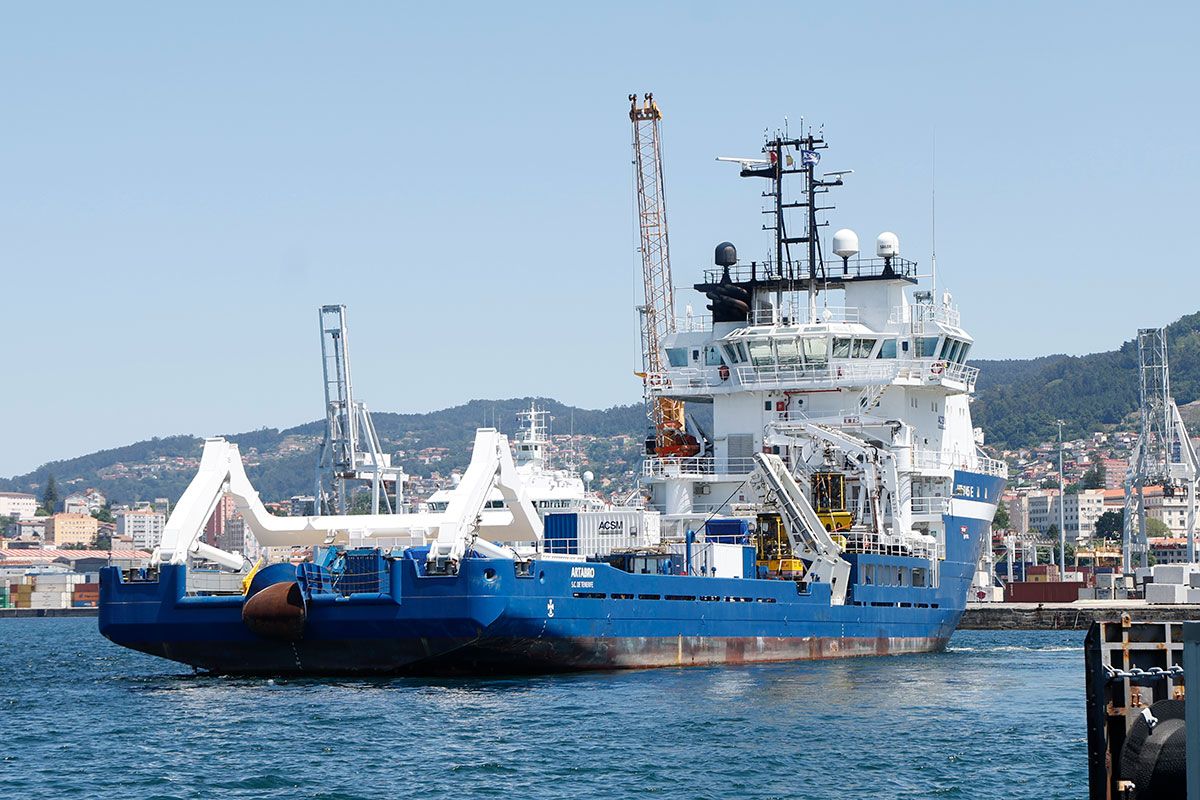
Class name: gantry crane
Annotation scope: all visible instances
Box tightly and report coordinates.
[630,93,693,458]
[1123,327,1198,570]
[315,305,405,514]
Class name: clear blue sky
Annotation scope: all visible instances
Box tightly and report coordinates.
[2,1,1198,476]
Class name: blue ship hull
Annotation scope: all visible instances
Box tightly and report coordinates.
[99,471,1001,675]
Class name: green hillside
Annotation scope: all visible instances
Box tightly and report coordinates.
[1,398,644,506]
[971,312,1200,449]
[10,311,1200,505]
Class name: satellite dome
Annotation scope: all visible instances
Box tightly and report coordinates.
[582,470,594,483]
[876,232,900,258]
[832,229,859,259]
[714,242,737,267]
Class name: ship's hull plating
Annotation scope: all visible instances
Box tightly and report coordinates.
[99,470,999,676]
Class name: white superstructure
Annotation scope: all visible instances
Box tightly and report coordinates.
[426,403,602,517]
[640,128,1006,566]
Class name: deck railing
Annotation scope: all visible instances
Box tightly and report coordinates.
[647,358,978,394]
[643,455,757,478]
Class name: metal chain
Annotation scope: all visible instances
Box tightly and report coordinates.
[1104,664,1185,681]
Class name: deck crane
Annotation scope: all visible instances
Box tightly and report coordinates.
[1123,327,1198,570]
[315,305,406,515]
[629,93,695,459]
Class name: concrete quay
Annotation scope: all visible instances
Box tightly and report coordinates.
[0,607,98,618]
[960,600,1200,630]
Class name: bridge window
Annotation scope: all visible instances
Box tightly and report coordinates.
[776,339,801,365]
[802,337,828,364]
[667,348,688,367]
[748,340,774,367]
[917,337,940,358]
[705,346,723,366]
[832,337,852,358]
[877,339,897,359]
[853,338,876,358]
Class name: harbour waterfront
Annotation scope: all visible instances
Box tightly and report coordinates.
[1,619,1085,799]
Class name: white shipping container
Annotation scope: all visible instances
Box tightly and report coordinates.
[34,574,84,588]
[1146,583,1186,604]
[28,591,70,608]
[1151,564,1196,586]
[1187,588,1200,605]
[575,510,661,557]
[1190,572,1200,588]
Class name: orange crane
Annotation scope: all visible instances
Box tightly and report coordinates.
[629,93,697,458]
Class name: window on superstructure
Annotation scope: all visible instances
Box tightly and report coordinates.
[853,338,876,358]
[666,348,688,368]
[748,340,774,367]
[705,347,723,366]
[832,338,852,359]
[917,337,940,358]
[802,337,828,365]
[956,343,971,363]
[776,339,801,365]
[878,339,897,359]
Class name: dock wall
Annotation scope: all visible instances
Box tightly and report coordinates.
[961,602,1200,630]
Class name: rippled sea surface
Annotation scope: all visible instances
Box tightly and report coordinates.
[0,619,1085,799]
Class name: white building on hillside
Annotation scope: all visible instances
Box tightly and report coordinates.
[116,509,166,549]
[0,492,38,519]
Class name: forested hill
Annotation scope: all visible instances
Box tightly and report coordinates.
[971,311,1200,449]
[10,312,1200,503]
[0,398,644,506]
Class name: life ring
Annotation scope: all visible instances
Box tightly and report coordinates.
[930,361,945,376]
[718,364,730,381]
[648,373,664,387]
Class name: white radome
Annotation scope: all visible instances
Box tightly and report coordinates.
[876,231,900,258]
[832,228,859,259]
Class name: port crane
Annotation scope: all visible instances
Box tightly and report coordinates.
[629,93,695,459]
[1123,327,1198,569]
[315,305,405,515]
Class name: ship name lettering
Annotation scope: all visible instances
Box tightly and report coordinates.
[570,566,596,579]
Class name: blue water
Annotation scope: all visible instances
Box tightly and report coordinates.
[0,619,1086,799]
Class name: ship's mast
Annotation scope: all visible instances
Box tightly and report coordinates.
[630,93,685,451]
[741,128,841,321]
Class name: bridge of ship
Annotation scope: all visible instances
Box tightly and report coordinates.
[654,301,976,398]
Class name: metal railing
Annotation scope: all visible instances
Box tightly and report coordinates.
[747,306,861,326]
[674,313,713,332]
[910,496,951,515]
[975,455,1009,478]
[890,303,962,330]
[647,358,979,395]
[184,569,247,596]
[843,530,941,564]
[643,456,757,478]
[702,257,918,284]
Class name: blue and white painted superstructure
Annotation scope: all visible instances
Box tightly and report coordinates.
[99,122,1005,674]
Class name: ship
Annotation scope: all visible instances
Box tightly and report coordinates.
[98,122,1006,675]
